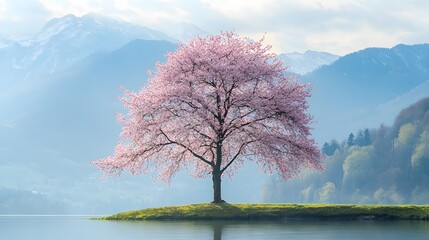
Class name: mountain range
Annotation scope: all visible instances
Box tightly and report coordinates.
[0,13,172,89]
[304,43,429,143]
[1,13,429,214]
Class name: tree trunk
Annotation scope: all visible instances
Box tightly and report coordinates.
[212,169,223,203]
[212,141,224,203]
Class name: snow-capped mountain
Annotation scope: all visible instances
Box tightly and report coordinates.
[33,13,172,46]
[0,13,172,77]
[279,50,339,75]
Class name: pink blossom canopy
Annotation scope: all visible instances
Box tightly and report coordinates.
[92,32,322,182]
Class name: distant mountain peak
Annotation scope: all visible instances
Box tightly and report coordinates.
[279,50,340,75]
[34,14,79,44]
[33,13,172,44]
[43,14,78,26]
[0,13,174,75]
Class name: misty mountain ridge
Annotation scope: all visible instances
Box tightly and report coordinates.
[306,43,429,103]
[279,50,340,75]
[356,78,429,131]
[305,43,429,143]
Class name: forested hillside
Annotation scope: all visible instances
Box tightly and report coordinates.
[264,97,429,204]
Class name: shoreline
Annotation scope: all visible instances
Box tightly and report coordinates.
[94,203,429,221]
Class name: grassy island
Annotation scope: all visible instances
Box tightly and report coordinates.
[96,203,429,221]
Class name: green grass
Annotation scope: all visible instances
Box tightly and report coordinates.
[95,203,429,221]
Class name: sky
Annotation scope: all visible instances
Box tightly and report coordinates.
[1,0,429,55]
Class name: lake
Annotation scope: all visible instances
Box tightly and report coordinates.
[2,216,429,240]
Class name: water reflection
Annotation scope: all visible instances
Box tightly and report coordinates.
[212,222,223,240]
[202,220,429,240]
[2,216,429,240]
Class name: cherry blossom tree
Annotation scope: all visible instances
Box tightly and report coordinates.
[92,32,322,203]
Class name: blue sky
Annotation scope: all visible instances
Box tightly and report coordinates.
[1,0,429,55]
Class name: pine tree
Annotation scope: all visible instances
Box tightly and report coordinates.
[347,133,355,146]
[363,128,371,146]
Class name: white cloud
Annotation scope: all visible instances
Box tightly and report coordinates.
[0,0,51,37]
[0,0,428,55]
[201,0,277,20]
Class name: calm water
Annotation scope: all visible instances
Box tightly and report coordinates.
[2,216,429,240]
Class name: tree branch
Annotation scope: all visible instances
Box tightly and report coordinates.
[221,140,254,173]
[159,129,214,167]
